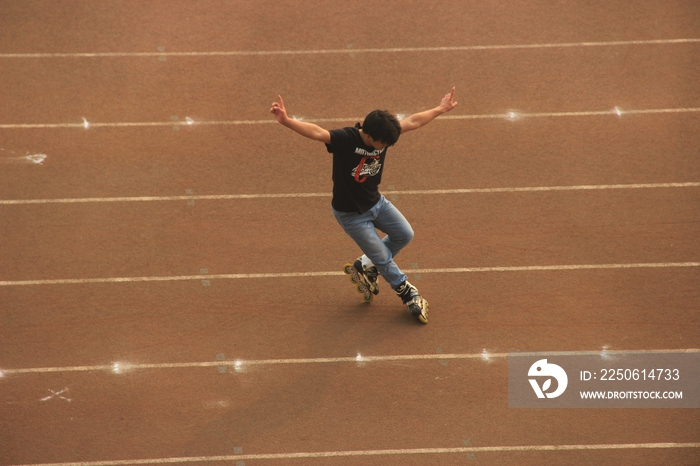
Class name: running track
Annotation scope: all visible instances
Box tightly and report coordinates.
[1,1,699,465]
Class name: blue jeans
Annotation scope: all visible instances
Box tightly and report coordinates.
[332,195,414,289]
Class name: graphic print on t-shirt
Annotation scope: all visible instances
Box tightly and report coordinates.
[350,147,384,182]
[355,147,383,157]
[326,125,388,213]
[351,157,382,178]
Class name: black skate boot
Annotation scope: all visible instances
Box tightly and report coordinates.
[343,258,380,303]
[395,280,429,324]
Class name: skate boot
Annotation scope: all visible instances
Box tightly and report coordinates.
[395,280,429,324]
[343,258,380,303]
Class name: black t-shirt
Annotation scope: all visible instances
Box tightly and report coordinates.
[325,124,387,214]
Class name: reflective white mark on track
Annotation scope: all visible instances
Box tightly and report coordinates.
[1,106,700,129]
[1,38,699,58]
[3,349,698,375]
[1,182,698,205]
[0,262,698,287]
[7,442,700,466]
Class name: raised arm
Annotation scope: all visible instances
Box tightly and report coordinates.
[270,95,331,143]
[399,87,458,133]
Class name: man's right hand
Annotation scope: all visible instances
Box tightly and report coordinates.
[269,95,331,143]
[270,95,289,124]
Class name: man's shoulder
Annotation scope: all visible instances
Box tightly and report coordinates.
[330,124,360,139]
[327,124,361,152]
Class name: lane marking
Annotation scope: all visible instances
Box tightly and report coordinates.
[9,442,700,465]
[3,349,698,375]
[0,262,698,288]
[1,182,698,206]
[443,107,700,120]
[39,387,71,402]
[1,106,700,130]
[0,271,341,287]
[0,153,47,164]
[411,262,700,274]
[2,37,699,58]
[0,192,329,205]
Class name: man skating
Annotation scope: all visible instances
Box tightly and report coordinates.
[270,88,458,323]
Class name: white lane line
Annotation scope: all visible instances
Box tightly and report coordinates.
[392,182,700,195]
[0,121,267,129]
[0,262,697,287]
[1,106,699,130]
[3,349,698,375]
[0,192,330,205]
[2,38,699,58]
[2,182,698,206]
[412,262,700,274]
[442,107,700,120]
[0,271,341,287]
[9,443,700,466]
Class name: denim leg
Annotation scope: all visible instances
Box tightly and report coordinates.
[332,196,412,289]
[373,197,414,260]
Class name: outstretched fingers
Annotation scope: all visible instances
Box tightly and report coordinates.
[441,87,458,111]
[270,95,286,116]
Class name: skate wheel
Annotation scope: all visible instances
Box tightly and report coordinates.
[349,275,357,284]
[343,263,354,275]
[418,302,429,324]
[363,293,373,303]
[356,284,366,294]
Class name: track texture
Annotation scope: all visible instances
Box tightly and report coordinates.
[1,1,699,465]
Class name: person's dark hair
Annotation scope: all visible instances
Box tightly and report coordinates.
[361,110,401,146]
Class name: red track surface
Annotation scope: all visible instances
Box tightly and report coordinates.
[1,1,699,465]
